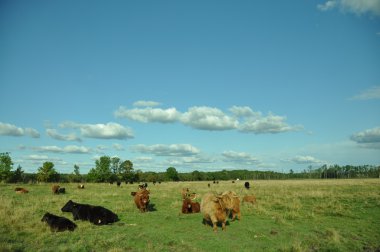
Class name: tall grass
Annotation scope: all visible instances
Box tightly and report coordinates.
[0,179,379,251]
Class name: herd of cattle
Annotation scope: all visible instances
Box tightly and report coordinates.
[15,181,257,233]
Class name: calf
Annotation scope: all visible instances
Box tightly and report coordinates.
[133,188,150,212]
[58,187,65,194]
[61,200,119,225]
[242,195,257,205]
[41,212,77,232]
[182,198,200,214]
[52,185,60,194]
[15,187,29,193]
[244,182,250,189]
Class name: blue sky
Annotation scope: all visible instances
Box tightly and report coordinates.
[1,0,380,174]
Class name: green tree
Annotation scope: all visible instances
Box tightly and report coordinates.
[119,160,134,182]
[10,165,24,183]
[69,164,82,182]
[87,156,113,182]
[37,162,59,182]
[0,152,13,182]
[166,167,179,181]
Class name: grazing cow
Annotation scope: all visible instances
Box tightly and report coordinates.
[207,183,211,188]
[58,187,65,194]
[78,184,85,189]
[116,181,121,187]
[200,192,234,232]
[61,200,119,225]
[182,198,200,214]
[52,185,60,194]
[41,212,77,232]
[222,191,241,221]
[133,188,150,212]
[244,182,250,189]
[242,195,257,205]
[15,187,29,193]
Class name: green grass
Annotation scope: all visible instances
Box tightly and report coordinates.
[1,179,379,251]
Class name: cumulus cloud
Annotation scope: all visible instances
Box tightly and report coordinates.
[317,0,380,16]
[290,155,323,164]
[46,129,82,142]
[133,100,162,107]
[132,144,200,156]
[222,151,260,165]
[181,106,238,131]
[238,113,303,134]
[351,127,380,148]
[115,102,302,134]
[60,121,134,140]
[350,86,380,100]
[33,145,91,154]
[0,122,40,138]
[114,106,180,123]
[113,143,125,151]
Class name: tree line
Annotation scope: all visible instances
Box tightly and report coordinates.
[1,152,379,183]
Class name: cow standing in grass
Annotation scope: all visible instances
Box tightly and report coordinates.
[133,188,150,212]
[200,192,234,232]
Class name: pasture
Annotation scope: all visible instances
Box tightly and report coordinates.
[1,179,379,251]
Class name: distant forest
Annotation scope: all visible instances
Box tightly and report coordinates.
[1,153,379,183]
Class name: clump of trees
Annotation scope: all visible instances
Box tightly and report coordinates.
[1,153,379,183]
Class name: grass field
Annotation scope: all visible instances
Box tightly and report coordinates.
[1,179,379,251]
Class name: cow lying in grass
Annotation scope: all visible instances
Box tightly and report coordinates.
[61,200,119,225]
[15,187,29,194]
[182,197,200,214]
[41,212,77,232]
[242,195,257,205]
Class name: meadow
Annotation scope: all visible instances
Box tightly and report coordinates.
[0,179,379,252]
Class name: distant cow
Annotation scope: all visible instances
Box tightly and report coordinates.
[200,192,234,232]
[207,183,210,188]
[78,184,85,189]
[15,187,29,193]
[133,188,150,212]
[41,212,77,232]
[58,187,65,194]
[222,191,241,221]
[61,200,119,225]
[242,195,257,205]
[182,198,200,214]
[52,185,60,194]
[244,182,250,189]
[116,181,121,187]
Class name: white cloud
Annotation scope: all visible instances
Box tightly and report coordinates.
[133,100,162,107]
[115,103,302,134]
[132,144,200,156]
[114,106,180,123]
[238,113,303,134]
[27,155,49,160]
[33,145,91,154]
[46,129,82,142]
[181,106,238,131]
[0,122,40,138]
[350,86,380,100]
[222,151,260,165]
[60,121,134,140]
[351,127,380,148]
[290,155,324,164]
[317,0,380,16]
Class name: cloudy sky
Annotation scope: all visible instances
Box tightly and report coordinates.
[1,1,379,174]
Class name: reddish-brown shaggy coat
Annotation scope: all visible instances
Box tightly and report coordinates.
[242,195,257,205]
[222,191,241,221]
[133,189,150,212]
[15,188,29,193]
[182,198,200,214]
[52,185,60,194]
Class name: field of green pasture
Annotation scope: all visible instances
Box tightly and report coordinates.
[1,179,379,251]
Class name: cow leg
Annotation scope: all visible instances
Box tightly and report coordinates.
[213,222,218,232]
[222,221,226,231]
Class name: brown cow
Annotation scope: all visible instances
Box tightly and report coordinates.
[15,188,29,194]
[222,191,241,221]
[52,185,60,194]
[133,188,150,212]
[182,198,200,214]
[242,195,257,205]
[200,192,234,232]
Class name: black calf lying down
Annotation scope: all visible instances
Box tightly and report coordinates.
[41,212,77,232]
[61,200,119,225]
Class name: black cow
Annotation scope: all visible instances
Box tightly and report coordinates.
[61,200,119,225]
[41,212,77,232]
[58,187,65,194]
[244,181,250,189]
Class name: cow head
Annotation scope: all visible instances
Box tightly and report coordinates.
[41,212,52,222]
[61,200,77,212]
